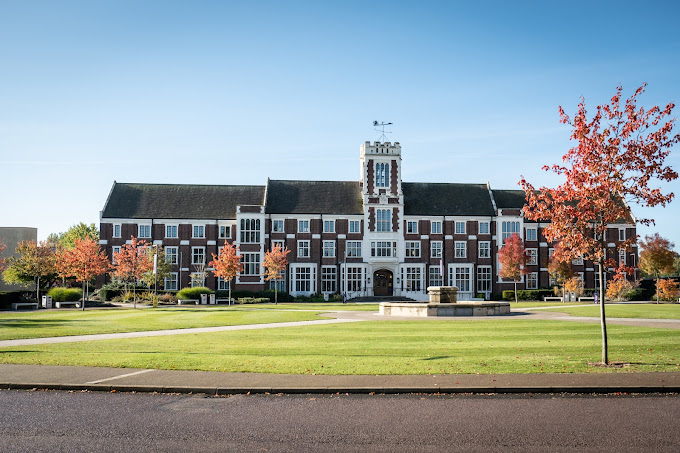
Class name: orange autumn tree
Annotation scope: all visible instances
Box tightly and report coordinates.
[112,236,152,308]
[497,233,529,303]
[656,278,679,302]
[58,237,110,310]
[520,84,679,365]
[209,241,242,305]
[262,244,290,304]
[0,238,6,274]
[548,245,576,299]
[639,233,676,304]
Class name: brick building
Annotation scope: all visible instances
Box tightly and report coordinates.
[99,141,637,300]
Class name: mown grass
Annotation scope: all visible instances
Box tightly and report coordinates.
[0,307,325,340]
[1,319,678,374]
[508,302,589,309]
[536,303,680,319]
[238,302,379,311]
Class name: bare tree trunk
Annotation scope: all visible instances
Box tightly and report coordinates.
[36,276,40,303]
[82,280,86,311]
[514,280,518,303]
[598,260,608,365]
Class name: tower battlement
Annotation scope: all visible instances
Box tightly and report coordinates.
[361,141,401,156]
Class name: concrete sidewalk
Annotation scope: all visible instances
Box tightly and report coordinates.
[1,364,679,395]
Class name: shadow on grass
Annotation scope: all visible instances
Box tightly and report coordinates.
[0,319,80,328]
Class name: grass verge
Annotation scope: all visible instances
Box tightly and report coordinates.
[0,307,325,340]
[1,319,678,374]
[536,303,680,319]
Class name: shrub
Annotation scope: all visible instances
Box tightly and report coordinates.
[502,289,554,301]
[47,287,83,302]
[158,293,177,303]
[656,279,680,302]
[606,279,634,301]
[625,288,647,301]
[176,286,213,301]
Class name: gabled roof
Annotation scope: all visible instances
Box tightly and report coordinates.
[403,183,495,216]
[101,182,265,219]
[265,180,363,215]
[492,190,527,209]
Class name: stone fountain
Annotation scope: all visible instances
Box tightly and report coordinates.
[379,286,510,317]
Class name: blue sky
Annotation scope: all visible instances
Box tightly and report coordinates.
[1,0,679,247]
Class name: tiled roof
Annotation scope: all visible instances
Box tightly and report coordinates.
[402,183,495,216]
[265,180,363,215]
[492,190,527,209]
[101,183,265,219]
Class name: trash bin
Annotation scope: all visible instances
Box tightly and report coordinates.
[200,294,208,305]
[42,295,53,309]
[209,294,216,305]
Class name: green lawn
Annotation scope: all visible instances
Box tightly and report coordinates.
[1,319,678,374]
[237,302,380,311]
[508,302,589,309]
[0,307,326,340]
[536,303,680,319]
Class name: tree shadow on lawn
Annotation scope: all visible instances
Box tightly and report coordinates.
[0,319,80,328]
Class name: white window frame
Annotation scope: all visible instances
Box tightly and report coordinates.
[297,240,310,258]
[242,253,260,276]
[501,221,521,245]
[272,240,285,251]
[477,266,492,293]
[455,221,466,235]
[455,241,467,258]
[619,249,626,265]
[138,224,151,238]
[113,224,121,238]
[376,209,391,232]
[405,241,421,258]
[192,224,205,239]
[376,162,390,188]
[526,227,537,241]
[403,267,422,292]
[619,228,625,241]
[298,220,310,233]
[371,241,396,257]
[111,246,121,264]
[431,221,442,234]
[321,266,336,293]
[272,220,284,233]
[478,221,489,235]
[346,266,364,292]
[478,241,490,259]
[430,241,442,258]
[429,265,443,287]
[323,240,336,257]
[572,255,584,265]
[346,241,362,257]
[240,219,261,243]
[219,225,231,239]
[165,224,178,239]
[450,266,472,293]
[406,221,418,234]
[191,247,205,265]
[526,272,538,289]
[527,248,538,265]
[323,220,335,233]
[165,272,178,291]
[165,246,178,264]
[349,220,360,234]
[218,277,230,291]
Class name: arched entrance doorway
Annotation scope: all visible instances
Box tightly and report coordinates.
[373,269,393,296]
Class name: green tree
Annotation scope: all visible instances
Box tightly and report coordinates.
[58,223,100,250]
[2,240,57,301]
[141,246,174,293]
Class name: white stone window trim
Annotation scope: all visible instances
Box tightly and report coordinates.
[297,240,310,258]
[455,241,467,258]
[478,241,490,258]
[478,221,490,235]
[192,224,206,239]
[323,220,335,233]
[323,240,336,257]
[298,219,310,233]
[138,224,151,239]
[165,224,179,239]
[191,246,205,265]
[430,241,443,258]
[455,221,466,235]
[113,224,122,238]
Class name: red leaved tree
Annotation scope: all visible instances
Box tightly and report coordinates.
[639,233,676,304]
[58,237,110,310]
[520,84,679,364]
[262,244,290,304]
[497,233,530,303]
[547,245,576,300]
[111,236,152,308]
[209,241,242,305]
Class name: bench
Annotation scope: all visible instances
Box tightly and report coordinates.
[178,299,199,305]
[543,296,564,302]
[578,296,595,302]
[12,302,39,310]
[216,298,234,305]
[55,301,81,308]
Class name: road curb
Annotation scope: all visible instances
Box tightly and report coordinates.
[2,382,678,395]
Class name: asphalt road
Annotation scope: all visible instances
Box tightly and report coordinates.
[1,390,678,452]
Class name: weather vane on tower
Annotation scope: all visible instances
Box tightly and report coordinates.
[373,121,393,142]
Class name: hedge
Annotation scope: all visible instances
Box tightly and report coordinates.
[502,289,555,301]
[176,287,214,300]
[216,289,294,302]
[47,287,83,302]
